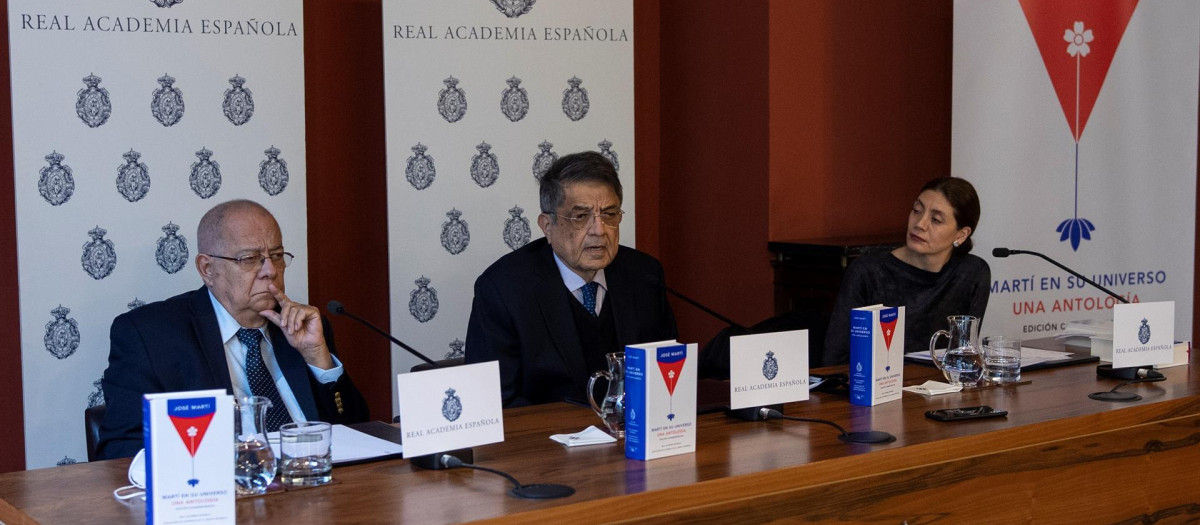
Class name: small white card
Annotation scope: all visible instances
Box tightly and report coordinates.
[395,361,505,458]
[729,329,809,410]
[144,389,234,525]
[1112,301,1175,369]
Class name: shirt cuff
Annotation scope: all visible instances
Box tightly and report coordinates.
[308,354,344,384]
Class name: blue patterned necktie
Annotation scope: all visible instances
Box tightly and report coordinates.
[236,328,292,432]
[581,281,600,317]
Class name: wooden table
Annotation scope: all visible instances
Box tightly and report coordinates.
[3,357,1198,524]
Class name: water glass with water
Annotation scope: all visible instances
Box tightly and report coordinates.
[234,396,278,496]
[982,336,1022,384]
[279,421,333,487]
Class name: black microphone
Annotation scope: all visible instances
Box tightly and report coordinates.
[326,300,439,368]
[991,247,1128,304]
[644,274,745,329]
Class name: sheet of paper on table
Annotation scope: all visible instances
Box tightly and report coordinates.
[268,424,403,464]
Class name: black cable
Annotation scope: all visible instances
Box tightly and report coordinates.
[441,455,523,489]
[1108,376,1166,392]
[763,409,851,436]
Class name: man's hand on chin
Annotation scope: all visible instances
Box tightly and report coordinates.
[259,283,334,370]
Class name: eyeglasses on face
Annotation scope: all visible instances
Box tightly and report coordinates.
[553,209,624,230]
[205,251,294,272]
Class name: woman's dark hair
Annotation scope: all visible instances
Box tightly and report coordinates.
[919,177,980,256]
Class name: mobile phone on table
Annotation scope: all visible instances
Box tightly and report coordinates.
[925,406,1007,422]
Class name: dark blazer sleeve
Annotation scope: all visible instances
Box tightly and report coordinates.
[465,273,530,407]
[308,318,369,424]
[97,313,161,460]
[823,259,872,367]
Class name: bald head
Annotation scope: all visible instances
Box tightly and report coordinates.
[197,199,279,255]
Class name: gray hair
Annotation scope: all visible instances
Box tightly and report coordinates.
[538,151,622,217]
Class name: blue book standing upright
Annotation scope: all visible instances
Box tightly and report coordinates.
[849,305,905,407]
[624,340,697,461]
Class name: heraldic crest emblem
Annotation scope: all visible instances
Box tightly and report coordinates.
[406,143,436,190]
[440,209,471,255]
[762,351,779,381]
[409,276,439,323]
[503,205,531,250]
[88,378,105,408]
[500,76,529,122]
[442,388,463,422]
[470,141,499,188]
[128,297,146,310]
[491,0,535,18]
[532,140,557,182]
[598,139,620,172]
[561,76,589,121]
[190,147,222,199]
[446,338,465,360]
[38,151,74,206]
[258,146,289,196]
[437,76,468,123]
[1138,318,1151,345]
[116,149,150,202]
[82,226,117,280]
[156,222,189,274]
[44,305,80,360]
[223,75,255,126]
[150,0,184,7]
[76,74,112,128]
[57,456,78,466]
[151,74,185,127]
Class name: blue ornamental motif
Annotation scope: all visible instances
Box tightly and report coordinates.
[150,0,183,7]
[409,276,439,323]
[56,456,78,466]
[44,305,80,359]
[598,139,619,172]
[446,338,465,360]
[762,351,779,381]
[76,74,111,128]
[437,76,467,123]
[441,388,463,422]
[561,76,589,121]
[223,75,255,126]
[491,0,535,18]
[128,298,146,309]
[115,149,150,202]
[155,222,189,274]
[189,147,221,199]
[1138,318,1151,345]
[151,74,185,127]
[470,142,499,188]
[258,146,289,196]
[87,378,105,408]
[406,143,436,190]
[81,227,117,280]
[503,205,531,250]
[440,209,470,255]
[532,140,557,182]
[38,151,74,206]
[500,76,529,122]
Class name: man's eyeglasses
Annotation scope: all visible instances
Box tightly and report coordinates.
[554,210,624,231]
[205,252,294,272]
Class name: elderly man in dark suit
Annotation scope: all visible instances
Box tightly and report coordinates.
[97,199,368,459]
[466,151,678,407]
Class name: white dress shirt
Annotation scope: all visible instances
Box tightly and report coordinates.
[552,253,608,315]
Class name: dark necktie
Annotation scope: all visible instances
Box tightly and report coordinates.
[581,281,600,317]
[236,328,292,432]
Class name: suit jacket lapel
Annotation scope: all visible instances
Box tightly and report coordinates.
[188,286,234,394]
[269,325,319,420]
[533,243,588,386]
[604,251,641,346]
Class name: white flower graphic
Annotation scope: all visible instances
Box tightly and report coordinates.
[187,426,197,437]
[1063,21,1094,57]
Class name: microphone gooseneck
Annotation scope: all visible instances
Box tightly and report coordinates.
[325,299,438,367]
[990,247,1128,304]
[644,274,745,330]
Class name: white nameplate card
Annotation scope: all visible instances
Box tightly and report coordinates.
[729,329,809,409]
[395,361,504,458]
[624,340,697,461]
[1112,301,1175,369]
[849,305,905,406]
[143,389,234,525]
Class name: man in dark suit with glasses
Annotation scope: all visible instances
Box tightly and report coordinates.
[466,151,677,407]
[97,199,368,459]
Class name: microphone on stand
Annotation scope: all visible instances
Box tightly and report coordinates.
[325,299,469,470]
[991,247,1128,303]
